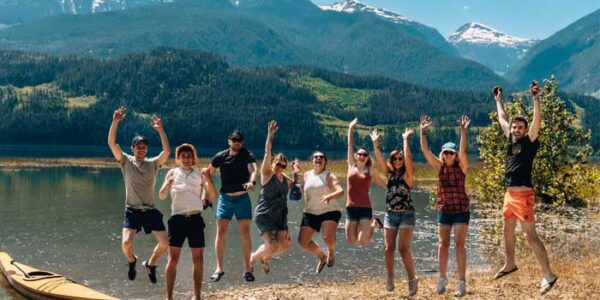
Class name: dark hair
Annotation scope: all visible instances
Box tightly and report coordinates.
[355,148,372,168]
[511,115,529,128]
[311,151,328,169]
[271,153,288,164]
[386,149,406,176]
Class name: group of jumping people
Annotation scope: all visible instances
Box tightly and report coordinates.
[107,82,557,299]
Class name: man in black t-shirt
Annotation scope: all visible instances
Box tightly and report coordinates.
[492,82,557,295]
[208,130,258,282]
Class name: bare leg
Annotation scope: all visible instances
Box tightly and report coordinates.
[190,248,204,300]
[384,228,398,278]
[148,230,169,266]
[438,225,452,279]
[501,218,518,271]
[298,226,325,259]
[214,219,230,273]
[165,247,181,300]
[251,232,280,263]
[271,231,292,257]
[520,222,555,279]
[398,228,416,279]
[453,225,468,281]
[357,219,373,246]
[239,220,253,272]
[121,228,137,262]
[345,220,359,245]
[321,221,338,263]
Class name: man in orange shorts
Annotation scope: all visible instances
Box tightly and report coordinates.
[492,82,557,295]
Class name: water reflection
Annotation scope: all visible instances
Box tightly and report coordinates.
[0,167,486,299]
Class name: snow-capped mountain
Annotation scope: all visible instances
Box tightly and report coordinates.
[320,0,411,23]
[448,22,537,74]
[319,0,457,56]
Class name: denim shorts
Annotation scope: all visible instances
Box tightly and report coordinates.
[216,193,252,220]
[123,207,166,234]
[438,212,470,226]
[345,206,373,221]
[384,210,415,229]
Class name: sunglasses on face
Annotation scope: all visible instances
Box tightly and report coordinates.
[443,151,456,156]
[312,155,325,159]
[275,162,287,169]
[392,156,403,162]
[230,139,243,143]
[356,153,368,157]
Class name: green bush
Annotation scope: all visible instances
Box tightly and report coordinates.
[475,76,594,207]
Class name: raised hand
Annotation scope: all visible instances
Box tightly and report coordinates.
[201,167,210,180]
[402,128,414,140]
[459,115,471,130]
[151,115,164,131]
[370,128,381,144]
[268,120,278,136]
[420,115,432,132]
[113,106,127,122]
[493,86,503,102]
[349,118,358,129]
[292,159,301,174]
[166,171,175,185]
[530,81,541,97]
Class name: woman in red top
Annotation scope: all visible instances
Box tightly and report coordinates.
[346,118,384,246]
[420,115,471,297]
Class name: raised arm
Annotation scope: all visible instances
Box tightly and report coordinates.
[201,167,218,201]
[419,116,442,170]
[107,106,126,161]
[151,115,171,166]
[261,120,278,185]
[370,129,388,178]
[159,169,175,200]
[347,118,358,167]
[528,81,542,142]
[402,128,415,186]
[458,115,470,172]
[493,86,510,137]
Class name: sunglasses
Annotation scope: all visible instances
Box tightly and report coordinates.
[442,151,456,156]
[356,153,369,157]
[230,139,243,143]
[275,162,287,169]
[392,156,403,162]
[312,155,325,159]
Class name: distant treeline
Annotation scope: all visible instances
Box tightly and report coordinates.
[0,48,596,155]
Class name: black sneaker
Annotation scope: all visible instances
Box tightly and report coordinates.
[143,260,157,283]
[127,256,137,280]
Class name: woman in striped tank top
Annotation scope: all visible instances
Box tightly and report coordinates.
[420,115,471,297]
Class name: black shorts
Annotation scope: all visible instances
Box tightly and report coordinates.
[301,211,342,232]
[123,207,166,234]
[345,206,373,221]
[167,214,206,248]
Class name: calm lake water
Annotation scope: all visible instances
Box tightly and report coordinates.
[0,167,488,299]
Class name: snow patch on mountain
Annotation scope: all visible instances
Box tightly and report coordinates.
[448,22,532,47]
[320,0,412,24]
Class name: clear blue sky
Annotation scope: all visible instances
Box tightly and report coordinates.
[311,0,599,39]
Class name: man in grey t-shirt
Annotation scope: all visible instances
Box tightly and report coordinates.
[108,106,171,283]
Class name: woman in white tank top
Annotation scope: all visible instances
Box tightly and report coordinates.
[158,144,217,300]
[298,151,344,274]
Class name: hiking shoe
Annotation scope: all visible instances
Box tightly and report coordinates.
[127,256,137,280]
[408,277,418,296]
[436,277,448,294]
[385,276,394,291]
[454,280,466,297]
[142,260,157,283]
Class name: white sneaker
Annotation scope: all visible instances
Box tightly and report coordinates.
[454,280,466,297]
[436,277,448,294]
[386,276,394,292]
[408,277,418,296]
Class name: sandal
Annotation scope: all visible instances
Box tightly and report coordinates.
[540,276,558,295]
[243,271,255,282]
[326,252,335,268]
[493,267,518,280]
[210,271,225,282]
[316,257,326,274]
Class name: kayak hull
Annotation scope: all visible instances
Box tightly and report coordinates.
[0,252,118,300]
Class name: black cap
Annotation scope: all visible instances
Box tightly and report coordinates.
[228,130,244,141]
[131,135,148,146]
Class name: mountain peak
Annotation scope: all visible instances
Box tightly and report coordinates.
[320,0,411,23]
[448,22,531,47]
